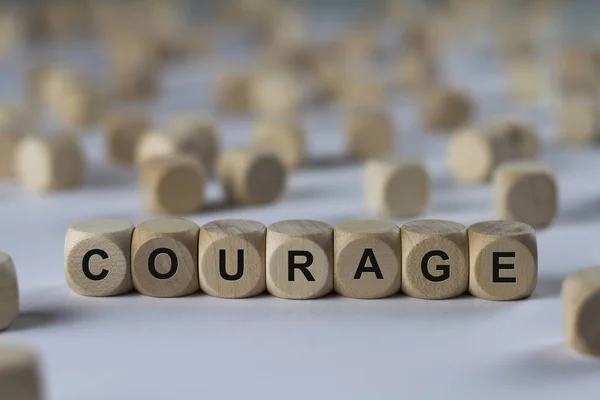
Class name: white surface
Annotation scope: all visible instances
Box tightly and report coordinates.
[2,11,600,400]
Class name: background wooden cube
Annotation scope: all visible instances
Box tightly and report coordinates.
[468,221,537,301]
[65,219,134,297]
[250,69,303,118]
[216,72,252,114]
[0,252,18,331]
[132,218,199,297]
[364,158,430,218]
[562,267,600,356]
[494,161,557,228]
[334,220,401,299]
[0,106,30,179]
[347,108,395,160]
[421,87,474,131]
[558,98,600,145]
[198,219,266,298]
[104,112,150,164]
[253,118,305,169]
[401,220,468,299]
[505,58,545,101]
[266,220,333,299]
[0,345,43,400]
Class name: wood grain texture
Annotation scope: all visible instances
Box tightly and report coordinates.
[65,219,134,297]
[562,267,600,356]
[401,220,468,299]
[14,135,86,192]
[468,220,537,301]
[103,112,150,164]
[334,220,401,299]
[217,147,287,205]
[266,220,333,299]
[199,219,266,298]
[364,158,430,218]
[346,108,394,160]
[421,87,473,131]
[139,156,205,214]
[494,161,557,228]
[132,218,199,297]
[0,345,42,400]
[0,252,18,331]
[253,118,305,169]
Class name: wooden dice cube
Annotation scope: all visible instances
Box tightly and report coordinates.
[0,105,29,179]
[396,51,437,91]
[0,345,43,400]
[401,220,468,299]
[506,58,545,100]
[132,218,199,297]
[252,118,305,169]
[558,98,600,145]
[266,220,333,299]
[139,156,205,215]
[15,135,86,192]
[216,72,252,114]
[489,121,539,160]
[421,87,474,131]
[65,219,134,297]
[364,158,430,218]
[341,79,386,110]
[199,219,266,298]
[217,147,287,206]
[347,108,395,160]
[334,220,401,299]
[0,252,18,331]
[468,221,537,301]
[494,162,557,228]
[251,69,303,118]
[562,267,600,356]
[104,112,150,164]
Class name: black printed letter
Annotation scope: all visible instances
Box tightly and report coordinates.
[219,249,244,281]
[353,249,384,279]
[148,248,178,279]
[492,252,516,283]
[288,250,315,281]
[421,250,450,282]
[82,249,109,281]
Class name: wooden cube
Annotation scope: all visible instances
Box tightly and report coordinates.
[558,98,600,145]
[0,105,28,179]
[216,72,252,114]
[112,65,160,101]
[0,345,42,400]
[103,112,150,164]
[65,219,134,297]
[494,162,557,229]
[364,158,429,218]
[401,220,468,299]
[468,220,537,301]
[15,135,86,192]
[0,252,18,331]
[558,50,598,95]
[347,108,395,160]
[132,218,199,297]
[252,117,305,169]
[562,267,600,356]
[266,220,333,299]
[506,58,545,100]
[341,79,386,110]
[421,87,474,131]
[396,51,437,91]
[251,69,303,118]
[489,121,539,160]
[334,220,401,299]
[198,219,266,298]
[139,156,205,215]
[217,148,287,206]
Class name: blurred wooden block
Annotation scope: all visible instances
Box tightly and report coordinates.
[494,162,557,229]
[65,219,134,297]
[0,345,42,400]
[447,127,514,183]
[131,218,199,297]
[0,10,25,55]
[421,87,473,131]
[104,112,150,164]
[341,79,386,110]
[216,72,252,114]
[0,252,18,331]
[347,108,394,160]
[251,69,303,118]
[15,135,85,192]
[364,158,430,218]
[113,65,160,101]
[334,220,401,299]
[488,121,539,160]
[562,267,600,356]
[558,50,598,96]
[506,58,545,101]
[198,219,266,298]
[401,220,468,299]
[558,98,600,145]
[0,106,28,179]
[396,51,437,90]
[266,220,333,299]
[468,220,537,301]
[217,147,287,206]
[253,118,305,169]
[140,156,205,215]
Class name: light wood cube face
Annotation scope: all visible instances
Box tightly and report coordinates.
[266,220,333,299]
[217,73,251,114]
[347,109,394,160]
[199,220,266,298]
[559,100,600,144]
[468,221,537,301]
[401,220,468,299]
[166,117,220,174]
[65,219,134,297]
[0,345,42,400]
[421,88,473,131]
[364,159,429,218]
[0,134,21,179]
[132,218,199,297]
[506,59,544,100]
[494,162,557,228]
[0,252,18,331]
[251,70,302,118]
[562,267,600,356]
[253,118,305,169]
[104,113,150,164]
[334,220,401,299]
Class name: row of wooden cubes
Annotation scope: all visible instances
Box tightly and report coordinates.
[65,218,538,301]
